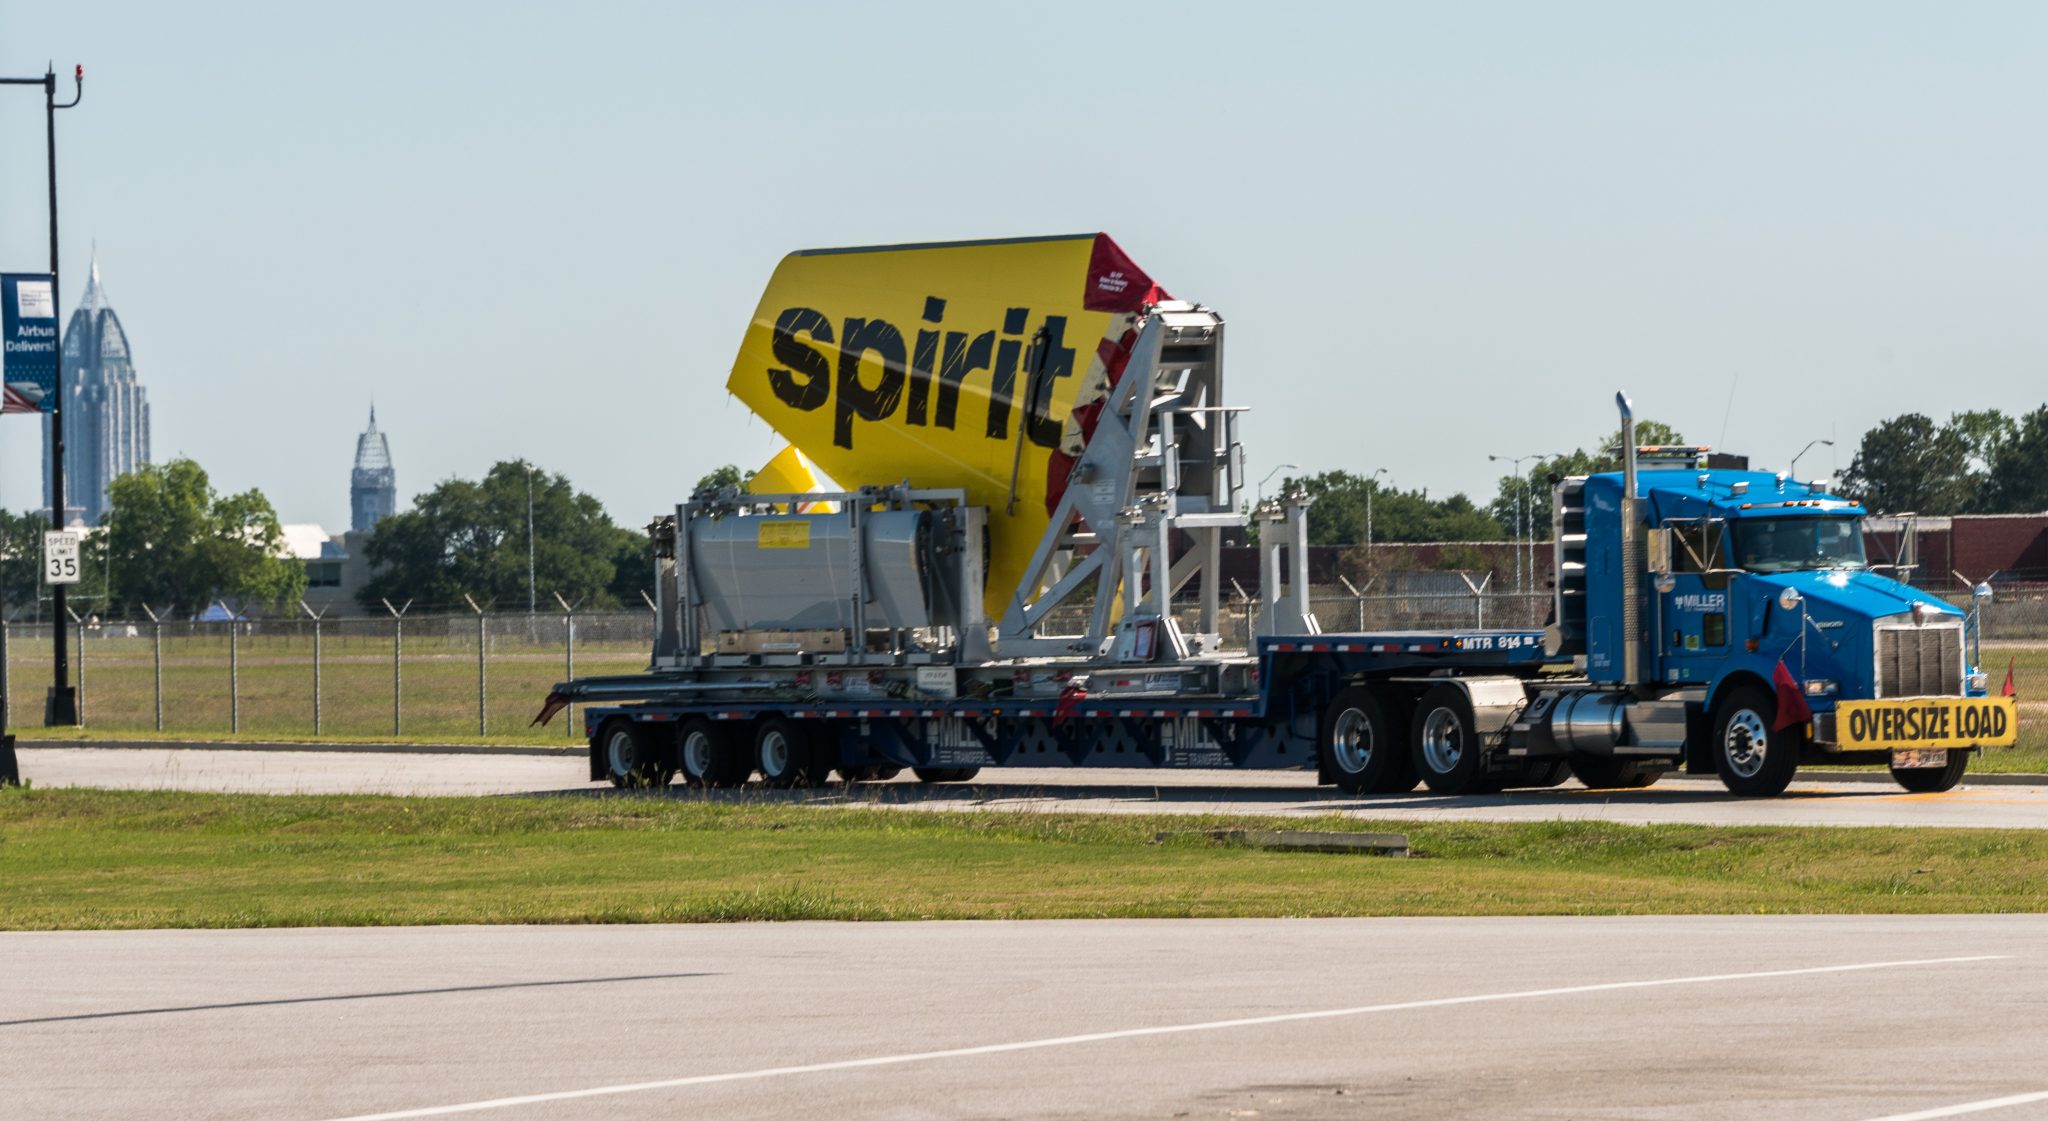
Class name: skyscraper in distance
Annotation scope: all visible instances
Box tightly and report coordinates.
[351,406,396,532]
[45,256,150,526]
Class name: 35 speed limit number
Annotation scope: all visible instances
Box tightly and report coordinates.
[42,530,81,585]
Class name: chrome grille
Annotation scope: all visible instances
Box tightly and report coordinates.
[1874,623,1964,698]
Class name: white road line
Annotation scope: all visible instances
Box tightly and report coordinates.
[314,954,2008,1121]
[1862,1091,2048,1120]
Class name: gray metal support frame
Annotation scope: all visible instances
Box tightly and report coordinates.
[996,302,1250,660]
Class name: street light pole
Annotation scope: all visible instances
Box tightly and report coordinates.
[1790,438,1834,482]
[1255,463,1298,506]
[1489,454,1529,593]
[1365,467,1388,573]
[526,462,537,617]
[1489,453,1562,595]
[0,66,85,724]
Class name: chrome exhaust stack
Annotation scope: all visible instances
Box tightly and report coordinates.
[1616,391,1642,687]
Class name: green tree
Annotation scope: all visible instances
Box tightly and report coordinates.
[1839,413,1973,515]
[0,510,117,619]
[694,464,751,492]
[0,508,50,614]
[100,458,306,616]
[1284,470,1504,546]
[1948,409,2016,489]
[1985,406,2048,513]
[1488,419,1683,541]
[360,461,646,611]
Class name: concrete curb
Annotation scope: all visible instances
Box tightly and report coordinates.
[17,738,578,758]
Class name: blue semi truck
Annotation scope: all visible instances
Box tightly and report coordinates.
[545,239,2016,797]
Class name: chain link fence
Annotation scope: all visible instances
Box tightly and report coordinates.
[3,611,654,742]
[8,584,2040,740]
[0,589,1548,740]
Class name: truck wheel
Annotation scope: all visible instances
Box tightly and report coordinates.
[1711,686,1799,797]
[755,718,827,788]
[1410,685,1488,796]
[1567,757,1666,790]
[601,719,675,789]
[1321,686,1417,794]
[1519,759,1574,788]
[1891,751,1970,793]
[912,766,980,783]
[677,717,749,788]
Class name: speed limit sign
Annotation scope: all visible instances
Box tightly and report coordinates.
[43,529,81,585]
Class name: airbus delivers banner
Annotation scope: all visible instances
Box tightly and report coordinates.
[1,272,59,415]
[725,234,1167,611]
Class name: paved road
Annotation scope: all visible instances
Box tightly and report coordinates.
[4,917,2045,1120]
[20,745,2048,829]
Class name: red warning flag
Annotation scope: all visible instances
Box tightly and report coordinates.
[1772,660,1813,732]
[530,690,571,728]
[2004,656,2017,698]
[1052,684,1089,727]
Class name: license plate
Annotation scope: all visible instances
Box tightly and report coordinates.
[1891,749,1949,770]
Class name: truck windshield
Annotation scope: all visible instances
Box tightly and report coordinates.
[1733,517,1866,573]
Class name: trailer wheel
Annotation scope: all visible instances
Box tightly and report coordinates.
[756,718,827,788]
[677,717,750,788]
[1891,751,1970,793]
[1410,685,1488,796]
[1711,685,1799,797]
[1567,756,1666,790]
[912,766,980,783]
[1320,686,1417,794]
[601,719,675,789]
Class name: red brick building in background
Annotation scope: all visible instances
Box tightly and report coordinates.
[1863,514,2048,590]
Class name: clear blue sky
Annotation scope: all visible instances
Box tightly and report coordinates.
[0,2,2041,530]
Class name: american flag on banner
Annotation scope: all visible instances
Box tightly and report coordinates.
[2,383,43,414]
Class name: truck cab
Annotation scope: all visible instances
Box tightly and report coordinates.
[1550,429,2010,794]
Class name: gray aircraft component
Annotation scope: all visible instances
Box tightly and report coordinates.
[690,510,935,634]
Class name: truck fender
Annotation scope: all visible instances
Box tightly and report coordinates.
[1703,666,1772,717]
[587,721,608,783]
[1395,676,1529,746]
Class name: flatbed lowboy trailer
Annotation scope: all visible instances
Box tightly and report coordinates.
[545,234,2017,797]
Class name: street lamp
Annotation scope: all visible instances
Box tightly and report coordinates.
[1489,453,1561,594]
[1364,467,1389,571]
[1790,438,1834,483]
[0,65,84,726]
[524,461,537,617]
[1256,463,1298,506]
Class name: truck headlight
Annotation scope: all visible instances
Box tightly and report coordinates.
[1804,679,1838,697]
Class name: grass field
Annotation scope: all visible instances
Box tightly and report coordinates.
[3,787,2047,930]
[8,633,2045,770]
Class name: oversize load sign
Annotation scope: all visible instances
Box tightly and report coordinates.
[1838,697,2018,750]
[725,234,1163,613]
[2,272,59,414]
